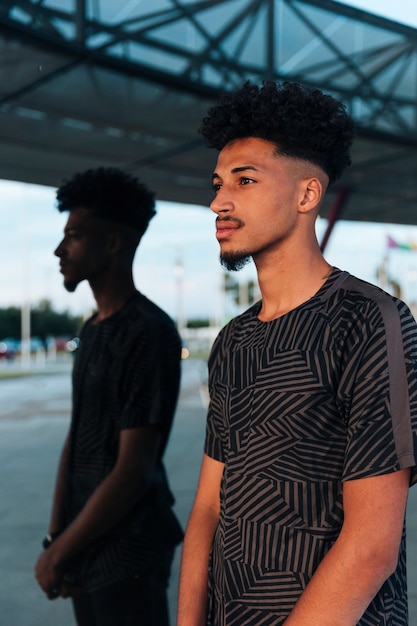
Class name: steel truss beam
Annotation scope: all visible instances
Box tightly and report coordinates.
[1,0,417,143]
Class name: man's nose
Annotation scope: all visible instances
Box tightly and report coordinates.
[54,240,64,257]
[210,190,233,215]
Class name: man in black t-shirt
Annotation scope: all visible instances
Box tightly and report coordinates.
[177,82,417,626]
[34,167,182,626]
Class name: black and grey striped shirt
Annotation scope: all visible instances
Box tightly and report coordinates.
[205,269,417,626]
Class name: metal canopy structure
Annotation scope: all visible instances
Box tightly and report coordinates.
[1,0,417,225]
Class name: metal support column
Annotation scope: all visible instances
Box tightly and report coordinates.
[320,186,352,252]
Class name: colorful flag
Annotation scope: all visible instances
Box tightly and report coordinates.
[386,235,417,251]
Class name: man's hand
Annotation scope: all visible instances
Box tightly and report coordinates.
[59,579,83,598]
[34,547,63,600]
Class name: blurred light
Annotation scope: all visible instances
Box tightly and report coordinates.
[181,347,190,359]
[66,338,80,352]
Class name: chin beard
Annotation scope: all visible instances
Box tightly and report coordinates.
[220,252,252,272]
[63,279,79,293]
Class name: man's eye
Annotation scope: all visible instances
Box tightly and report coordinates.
[241,177,254,185]
[66,231,81,240]
[212,182,222,192]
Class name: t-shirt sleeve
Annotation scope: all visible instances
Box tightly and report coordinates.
[118,318,181,430]
[204,330,228,462]
[341,293,417,486]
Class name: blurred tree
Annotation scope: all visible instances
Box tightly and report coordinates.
[376,258,402,298]
[187,318,210,328]
[223,273,258,308]
[31,300,82,344]
[0,306,20,338]
[0,300,82,342]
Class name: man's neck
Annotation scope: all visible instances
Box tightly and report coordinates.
[90,274,137,323]
[255,252,332,322]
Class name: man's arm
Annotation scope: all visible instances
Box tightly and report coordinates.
[177,453,224,626]
[34,425,161,598]
[284,468,410,626]
[33,431,71,600]
[47,432,71,537]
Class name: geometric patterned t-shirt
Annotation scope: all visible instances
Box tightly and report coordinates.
[205,269,417,626]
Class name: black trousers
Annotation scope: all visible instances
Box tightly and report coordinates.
[71,563,172,626]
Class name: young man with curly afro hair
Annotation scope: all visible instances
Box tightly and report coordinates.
[34,167,183,626]
[178,82,417,626]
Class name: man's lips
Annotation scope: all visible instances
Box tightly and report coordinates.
[215,220,240,240]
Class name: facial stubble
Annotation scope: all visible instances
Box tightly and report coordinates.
[220,252,252,272]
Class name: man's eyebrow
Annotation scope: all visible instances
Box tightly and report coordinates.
[64,225,81,234]
[212,165,259,180]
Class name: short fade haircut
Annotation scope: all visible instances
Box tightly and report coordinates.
[199,81,354,186]
[56,167,156,236]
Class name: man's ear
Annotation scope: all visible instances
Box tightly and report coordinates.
[298,177,324,214]
[106,229,123,254]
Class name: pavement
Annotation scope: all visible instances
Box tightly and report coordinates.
[0,357,416,625]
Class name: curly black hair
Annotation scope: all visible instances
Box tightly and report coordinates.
[199,81,354,185]
[56,167,156,236]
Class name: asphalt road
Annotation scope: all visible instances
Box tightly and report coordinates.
[0,357,416,625]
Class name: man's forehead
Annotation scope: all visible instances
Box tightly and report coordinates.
[214,137,281,171]
[64,207,100,229]
[67,206,90,218]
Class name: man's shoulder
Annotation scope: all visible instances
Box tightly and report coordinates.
[322,270,417,340]
[97,293,181,356]
[125,292,178,331]
[321,269,400,310]
[209,304,259,357]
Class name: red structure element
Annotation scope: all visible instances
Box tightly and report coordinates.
[320,187,352,253]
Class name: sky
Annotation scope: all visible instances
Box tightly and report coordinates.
[1,0,417,327]
[0,182,223,322]
[342,0,417,26]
